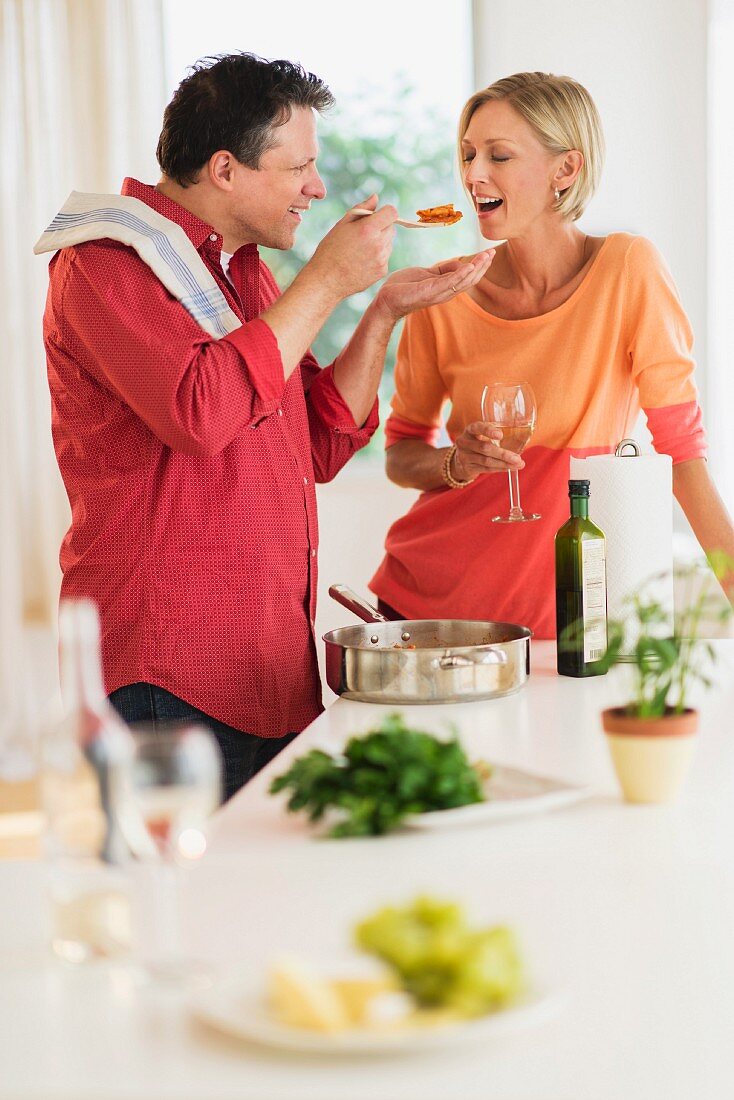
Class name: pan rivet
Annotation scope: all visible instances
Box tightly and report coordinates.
[401,631,411,642]
[370,635,379,644]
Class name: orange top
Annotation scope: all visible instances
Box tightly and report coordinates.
[370,233,707,637]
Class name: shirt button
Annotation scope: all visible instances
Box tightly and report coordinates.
[209,233,218,241]
[303,476,308,486]
[311,549,316,557]
[277,408,283,416]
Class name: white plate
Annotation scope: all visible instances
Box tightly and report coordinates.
[190,971,562,1054]
[401,765,592,830]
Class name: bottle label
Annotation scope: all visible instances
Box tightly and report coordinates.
[581,539,607,662]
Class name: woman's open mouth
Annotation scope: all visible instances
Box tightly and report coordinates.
[475,196,503,216]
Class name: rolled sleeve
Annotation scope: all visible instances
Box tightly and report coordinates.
[302,358,379,482]
[644,401,708,465]
[222,317,285,415]
[385,412,441,449]
[306,361,378,435]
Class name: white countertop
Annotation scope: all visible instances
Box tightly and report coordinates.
[2,641,734,1100]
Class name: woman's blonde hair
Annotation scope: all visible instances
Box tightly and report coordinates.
[458,72,605,222]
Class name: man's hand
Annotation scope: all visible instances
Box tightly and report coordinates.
[452,421,524,483]
[305,194,398,302]
[373,250,496,322]
[264,196,397,381]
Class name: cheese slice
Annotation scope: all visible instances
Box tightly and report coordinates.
[267,956,350,1033]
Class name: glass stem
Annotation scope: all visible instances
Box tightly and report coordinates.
[507,468,524,519]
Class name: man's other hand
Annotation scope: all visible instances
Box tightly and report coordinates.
[374,250,496,322]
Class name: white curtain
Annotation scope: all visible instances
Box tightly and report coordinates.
[0,0,167,717]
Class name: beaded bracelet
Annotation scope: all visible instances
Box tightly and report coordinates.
[441,444,473,489]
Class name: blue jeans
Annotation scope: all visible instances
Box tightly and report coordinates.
[109,682,298,802]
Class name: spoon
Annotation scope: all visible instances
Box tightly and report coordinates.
[352,206,458,229]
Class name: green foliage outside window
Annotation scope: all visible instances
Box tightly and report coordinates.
[262,83,479,459]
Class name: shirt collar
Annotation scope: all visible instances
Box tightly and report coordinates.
[121,178,258,258]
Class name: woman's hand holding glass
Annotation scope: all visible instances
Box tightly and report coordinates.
[480,382,540,522]
[452,422,525,482]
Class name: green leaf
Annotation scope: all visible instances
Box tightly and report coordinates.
[602,550,734,714]
[649,683,671,716]
[268,714,485,838]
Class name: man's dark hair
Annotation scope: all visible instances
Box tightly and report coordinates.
[156,52,334,186]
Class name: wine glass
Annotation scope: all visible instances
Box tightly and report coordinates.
[125,724,222,983]
[480,382,540,523]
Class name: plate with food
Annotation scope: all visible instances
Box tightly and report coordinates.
[269,713,591,838]
[401,762,593,830]
[190,897,561,1054]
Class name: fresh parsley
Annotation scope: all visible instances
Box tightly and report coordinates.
[269,713,486,838]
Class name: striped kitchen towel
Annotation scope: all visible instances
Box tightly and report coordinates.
[33,191,241,339]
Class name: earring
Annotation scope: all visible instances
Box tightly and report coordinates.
[554,188,561,202]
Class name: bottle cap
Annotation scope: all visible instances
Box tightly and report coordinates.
[568,479,590,497]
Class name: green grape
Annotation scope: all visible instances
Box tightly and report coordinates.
[449,927,524,1015]
[355,896,524,1016]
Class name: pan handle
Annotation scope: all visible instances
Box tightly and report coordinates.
[329,584,389,625]
[433,650,507,670]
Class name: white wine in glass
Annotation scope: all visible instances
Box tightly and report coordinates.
[127,724,222,983]
[481,382,540,523]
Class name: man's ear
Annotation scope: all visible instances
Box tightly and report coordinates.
[208,150,237,191]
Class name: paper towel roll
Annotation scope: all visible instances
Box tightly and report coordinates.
[570,447,674,648]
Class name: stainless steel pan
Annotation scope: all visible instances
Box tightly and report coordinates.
[323,585,532,704]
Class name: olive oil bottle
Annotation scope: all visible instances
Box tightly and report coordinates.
[555,479,608,677]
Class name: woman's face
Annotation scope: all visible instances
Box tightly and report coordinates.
[461,99,567,240]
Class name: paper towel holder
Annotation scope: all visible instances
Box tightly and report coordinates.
[615,438,641,457]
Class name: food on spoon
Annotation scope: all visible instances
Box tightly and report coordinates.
[269,713,486,837]
[356,896,524,1017]
[416,203,463,225]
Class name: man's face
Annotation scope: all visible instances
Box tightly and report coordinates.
[229,106,327,249]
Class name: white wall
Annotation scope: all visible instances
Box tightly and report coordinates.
[472,0,708,406]
[708,0,734,506]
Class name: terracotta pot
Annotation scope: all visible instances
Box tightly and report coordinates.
[602,707,698,804]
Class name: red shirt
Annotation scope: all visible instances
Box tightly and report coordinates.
[42,178,378,737]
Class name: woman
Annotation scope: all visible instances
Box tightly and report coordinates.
[370,72,734,636]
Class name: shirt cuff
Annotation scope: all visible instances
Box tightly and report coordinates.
[222,318,285,411]
[644,401,708,465]
[307,362,379,437]
[385,413,441,448]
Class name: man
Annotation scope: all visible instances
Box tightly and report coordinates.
[38,53,492,799]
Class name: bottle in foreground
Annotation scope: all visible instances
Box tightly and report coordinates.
[42,598,136,962]
[555,479,608,678]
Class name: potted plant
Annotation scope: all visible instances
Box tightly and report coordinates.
[563,552,733,803]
